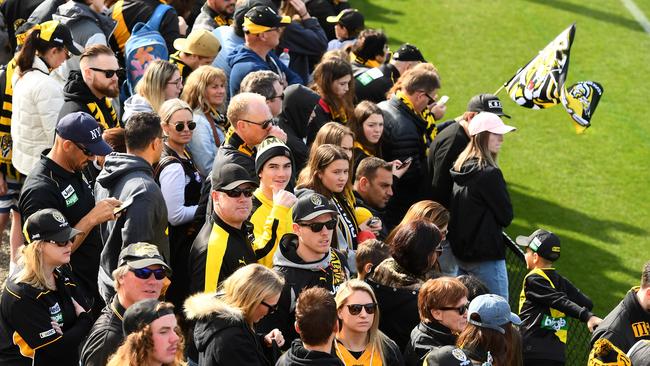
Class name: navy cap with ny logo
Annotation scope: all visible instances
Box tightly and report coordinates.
[55,112,113,156]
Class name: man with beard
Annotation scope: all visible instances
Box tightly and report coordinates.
[18,112,121,317]
[193,0,236,31]
[58,45,121,129]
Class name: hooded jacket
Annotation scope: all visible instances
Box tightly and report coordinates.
[58,70,120,129]
[184,292,273,366]
[277,339,344,366]
[403,321,457,366]
[591,288,650,353]
[277,84,320,171]
[257,233,349,346]
[447,157,513,262]
[94,153,169,301]
[121,94,154,123]
[53,1,116,49]
[228,45,303,96]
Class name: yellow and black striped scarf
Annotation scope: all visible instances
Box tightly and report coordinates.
[86,98,119,130]
[396,90,437,147]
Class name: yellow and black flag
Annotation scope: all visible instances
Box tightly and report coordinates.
[561,81,604,133]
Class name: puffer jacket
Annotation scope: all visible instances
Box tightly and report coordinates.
[11,57,63,175]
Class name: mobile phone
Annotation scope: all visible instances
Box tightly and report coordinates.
[402,157,413,165]
[114,196,134,215]
[438,95,449,106]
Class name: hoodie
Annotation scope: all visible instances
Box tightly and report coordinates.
[94,153,169,302]
[122,94,154,123]
[447,157,513,262]
[277,84,320,171]
[58,70,120,128]
[276,339,343,366]
[53,1,116,48]
[257,234,349,346]
[184,292,273,366]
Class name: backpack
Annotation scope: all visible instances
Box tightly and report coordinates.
[123,3,173,97]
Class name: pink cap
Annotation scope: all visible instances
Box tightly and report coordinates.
[468,112,516,136]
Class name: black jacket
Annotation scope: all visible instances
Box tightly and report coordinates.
[277,84,320,172]
[0,0,42,51]
[277,339,343,366]
[214,129,257,176]
[278,18,328,84]
[591,288,650,353]
[403,321,456,366]
[379,96,429,229]
[306,99,347,146]
[426,121,469,209]
[354,63,400,104]
[58,70,120,129]
[447,158,513,262]
[79,296,126,366]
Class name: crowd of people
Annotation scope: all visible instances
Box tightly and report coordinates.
[0,0,648,365]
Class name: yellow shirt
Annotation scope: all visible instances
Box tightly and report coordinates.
[335,339,383,366]
[250,188,293,267]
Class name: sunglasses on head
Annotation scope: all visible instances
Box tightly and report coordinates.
[298,219,337,232]
[347,303,377,315]
[130,267,166,280]
[261,300,278,314]
[46,239,72,247]
[241,118,273,129]
[171,120,196,132]
[439,302,469,315]
[219,187,255,198]
[90,67,125,79]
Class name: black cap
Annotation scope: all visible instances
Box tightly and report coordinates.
[38,21,81,55]
[424,345,472,366]
[56,112,113,156]
[233,0,274,37]
[23,208,82,244]
[122,299,175,335]
[292,193,337,222]
[118,242,171,273]
[392,43,426,62]
[466,93,510,118]
[243,6,290,34]
[255,137,293,174]
[326,9,365,35]
[516,229,561,261]
[211,163,258,191]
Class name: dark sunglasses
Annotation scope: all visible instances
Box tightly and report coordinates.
[439,303,469,315]
[347,303,377,315]
[74,142,94,157]
[46,239,72,247]
[298,219,337,232]
[130,267,167,280]
[261,300,278,314]
[90,67,125,79]
[171,120,196,132]
[219,187,255,198]
[241,118,273,129]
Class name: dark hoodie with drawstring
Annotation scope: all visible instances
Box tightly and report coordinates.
[257,233,349,346]
[94,153,169,302]
[276,339,344,366]
[447,157,513,262]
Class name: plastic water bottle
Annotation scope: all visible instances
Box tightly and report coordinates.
[279,48,290,67]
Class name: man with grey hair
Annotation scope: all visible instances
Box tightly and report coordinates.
[240,70,284,117]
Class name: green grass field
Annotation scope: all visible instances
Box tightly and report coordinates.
[354,0,650,316]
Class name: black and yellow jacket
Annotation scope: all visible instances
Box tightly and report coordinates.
[0,265,93,365]
[250,188,293,268]
[0,58,20,180]
[213,128,257,177]
[58,70,120,129]
[519,267,594,362]
[192,2,233,32]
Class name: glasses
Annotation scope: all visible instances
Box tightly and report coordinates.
[261,301,278,314]
[267,94,284,102]
[241,118,273,129]
[170,120,196,132]
[130,267,166,280]
[219,187,255,198]
[422,91,436,105]
[346,303,377,315]
[167,77,183,87]
[74,142,94,157]
[90,67,125,79]
[298,219,337,232]
[46,239,72,247]
[439,303,470,315]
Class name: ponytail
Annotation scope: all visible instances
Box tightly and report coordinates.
[16,28,60,76]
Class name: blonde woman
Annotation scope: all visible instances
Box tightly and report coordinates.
[0,208,92,365]
[181,65,228,177]
[334,279,404,365]
[123,59,182,123]
[184,264,285,366]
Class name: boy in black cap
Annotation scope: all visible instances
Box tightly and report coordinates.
[326,8,365,52]
[517,228,602,366]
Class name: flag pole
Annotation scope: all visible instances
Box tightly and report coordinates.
[494,84,504,96]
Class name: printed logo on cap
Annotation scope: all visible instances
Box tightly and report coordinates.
[530,237,542,251]
[452,348,468,361]
[488,100,502,109]
[133,243,158,257]
[52,211,67,224]
[310,194,323,206]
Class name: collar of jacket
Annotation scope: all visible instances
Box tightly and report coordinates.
[224,128,255,157]
[393,91,428,131]
[350,52,381,68]
[318,98,347,123]
[214,209,253,240]
[111,295,127,320]
[41,150,83,180]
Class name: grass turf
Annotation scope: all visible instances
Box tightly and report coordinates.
[353,0,650,316]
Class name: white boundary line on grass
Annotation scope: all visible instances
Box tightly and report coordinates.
[621,0,650,34]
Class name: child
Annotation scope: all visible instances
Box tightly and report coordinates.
[517,229,602,366]
[326,9,365,52]
[355,238,389,280]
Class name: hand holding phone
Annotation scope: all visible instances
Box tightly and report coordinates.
[114,196,134,215]
[438,95,449,106]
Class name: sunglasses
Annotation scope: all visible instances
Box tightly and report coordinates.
[170,120,196,132]
[241,118,273,129]
[261,300,278,314]
[439,303,469,315]
[219,187,255,198]
[74,142,94,157]
[346,303,377,315]
[130,267,167,280]
[298,219,337,232]
[46,239,72,247]
[90,67,125,79]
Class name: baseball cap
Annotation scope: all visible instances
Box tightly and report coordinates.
[56,112,113,156]
[292,193,337,222]
[118,242,171,273]
[233,0,274,37]
[23,208,82,244]
[122,299,175,335]
[255,137,293,174]
[36,21,81,56]
[211,163,258,191]
[392,43,426,62]
[326,9,365,35]
[467,294,521,335]
[424,346,472,366]
[243,6,290,34]
[173,29,221,58]
[468,112,516,136]
[467,94,510,118]
[516,229,561,261]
